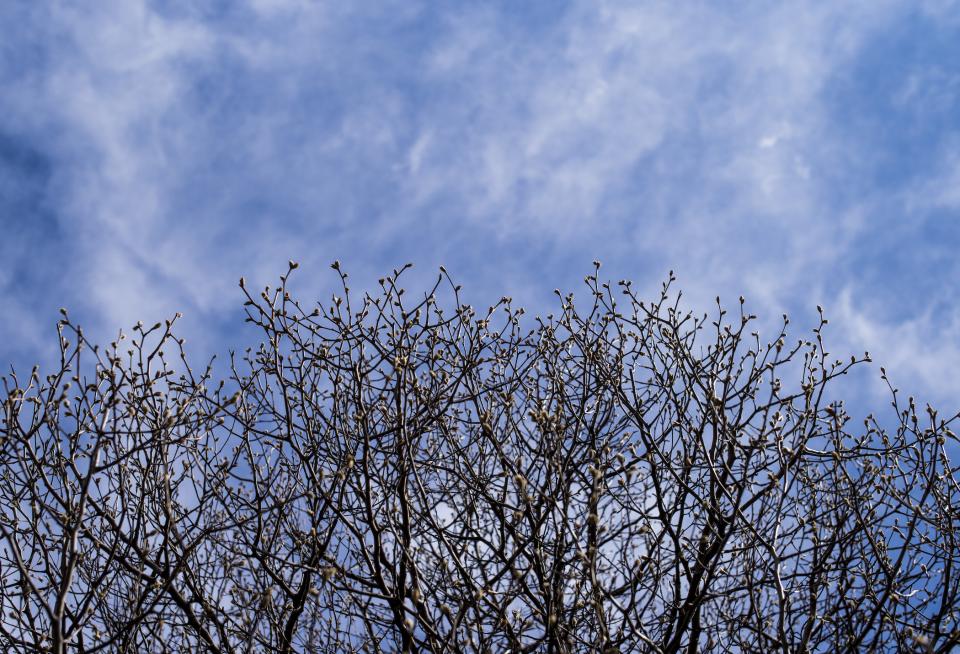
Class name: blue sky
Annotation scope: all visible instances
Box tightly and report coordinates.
[2,0,959,412]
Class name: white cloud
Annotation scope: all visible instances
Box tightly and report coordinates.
[37,3,218,325]
[405,2,891,257]
[833,286,960,408]
[5,0,957,414]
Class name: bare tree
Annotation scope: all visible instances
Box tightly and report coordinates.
[2,262,958,653]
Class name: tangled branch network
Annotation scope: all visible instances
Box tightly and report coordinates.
[1,262,958,653]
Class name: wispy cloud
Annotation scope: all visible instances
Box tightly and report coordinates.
[1,0,959,410]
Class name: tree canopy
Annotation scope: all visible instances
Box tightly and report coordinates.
[1,263,958,653]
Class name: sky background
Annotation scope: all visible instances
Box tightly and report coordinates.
[2,0,959,415]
